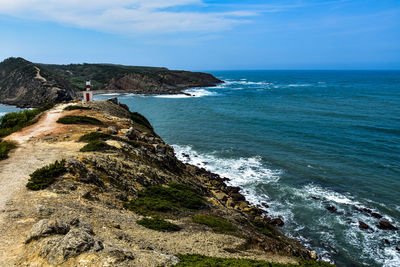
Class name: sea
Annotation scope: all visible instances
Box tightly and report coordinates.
[2,70,400,266]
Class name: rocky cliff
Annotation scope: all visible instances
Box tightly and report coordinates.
[0,58,77,108]
[0,100,330,266]
[0,57,222,108]
[40,62,223,94]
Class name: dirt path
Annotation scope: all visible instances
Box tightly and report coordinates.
[0,104,81,264]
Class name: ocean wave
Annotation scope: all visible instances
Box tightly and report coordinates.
[224,80,272,86]
[0,112,7,118]
[153,89,217,98]
[174,144,281,186]
[288,83,313,87]
[172,144,400,266]
[99,93,121,96]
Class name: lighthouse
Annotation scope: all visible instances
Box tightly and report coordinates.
[83,80,93,103]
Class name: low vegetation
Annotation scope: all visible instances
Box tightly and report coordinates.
[26,160,66,190]
[57,115,102,125]
[174,254,335,267]
[64,105,92,111]
[123,182,205,215]
[79,132,112,142]
[80,140,113,152]
[130,112,153,130]
[192,215,237,234]
[251,219,278,238]
[0,103,54,138]
[0,141,17,160]
[137,217,181,232]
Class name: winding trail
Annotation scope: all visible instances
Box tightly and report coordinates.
[0,104,80,264]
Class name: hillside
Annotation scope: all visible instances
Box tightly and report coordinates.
[39,62,223,94]
[0,58,77,108]
[0,57,223,108]
[0,100,332,266]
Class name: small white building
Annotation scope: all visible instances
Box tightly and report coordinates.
[83,80,93,103]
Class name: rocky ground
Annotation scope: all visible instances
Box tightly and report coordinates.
[0,100,318,266]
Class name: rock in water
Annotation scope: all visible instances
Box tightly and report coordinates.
[358,221,371,230]
[377,220,398,230]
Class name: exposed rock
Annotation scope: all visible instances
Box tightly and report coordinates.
[358,221,371,230]
[309,250,317,259]
[46,229,99,264]
[377,220,398,230]
[371,212,383,219]
[108,126,118,135]
[325,205,338,213]
[26,219,70,243]
[270,217,285,227]
[230,193,246,201]
[66,159,104,187]
[0,57,77,107]
[396,246,400,253]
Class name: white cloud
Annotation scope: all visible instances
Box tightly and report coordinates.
[0,0,256,34]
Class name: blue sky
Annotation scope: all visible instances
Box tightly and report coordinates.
[0,0,399,70]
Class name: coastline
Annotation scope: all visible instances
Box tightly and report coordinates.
[0,100,330,266]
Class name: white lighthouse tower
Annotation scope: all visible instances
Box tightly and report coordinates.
[83,80,93,103]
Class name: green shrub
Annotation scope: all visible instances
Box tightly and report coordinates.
[137,217,181,232]
[174,254,335,267]
[0,141,17,160]
[192,215,237,234]
[57,115,102,125]
[79,132,112,142]
[130,112,153,130]
[251,220,277,238]
[64,105,91,111]
[80,140,113,152]
[124,182,205,215]
[26,160,66,190]
[0,103,54,138]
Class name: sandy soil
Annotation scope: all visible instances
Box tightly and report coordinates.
[0,103,81,264]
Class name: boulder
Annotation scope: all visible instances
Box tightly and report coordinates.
[270,217,284,227]
[325,205,337,213]
[47,229,99,264]
[107,126,118,135]
[358,221,370,230]
[230,193,246,201]
[26,219,70,243]
[377,220,398,230]
[371,212,383,219]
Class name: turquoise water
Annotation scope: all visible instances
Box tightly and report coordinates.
[2,71,399,266]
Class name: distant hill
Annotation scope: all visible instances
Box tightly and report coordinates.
[0,57,223,107]
[39,62,223,94]
[0,58,77,108]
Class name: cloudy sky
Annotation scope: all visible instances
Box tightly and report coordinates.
[0,0,399,70]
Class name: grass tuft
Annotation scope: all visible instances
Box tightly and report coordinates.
[174,254,335,267]
[192,215,237,234]
[57,115,102,125]
[130,112,153,130]
[80,140,113,152]
[137,217,181,232]
[0,141,17,160]
[26,159,66,190]
[64,105,92,111]
[123,182,205,215]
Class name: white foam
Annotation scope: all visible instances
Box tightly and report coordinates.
[0,112,6,117]
[154,94,191,99]
[288,83,312,87]
[173,144,400,266]
[303,184,356,205]
[99,93,121,96]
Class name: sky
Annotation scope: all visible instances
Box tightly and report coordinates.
[0,0,399,70]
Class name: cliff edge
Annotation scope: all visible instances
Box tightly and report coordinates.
[0,100,330,266]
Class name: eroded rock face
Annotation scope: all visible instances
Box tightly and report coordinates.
[26,219,70,243]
